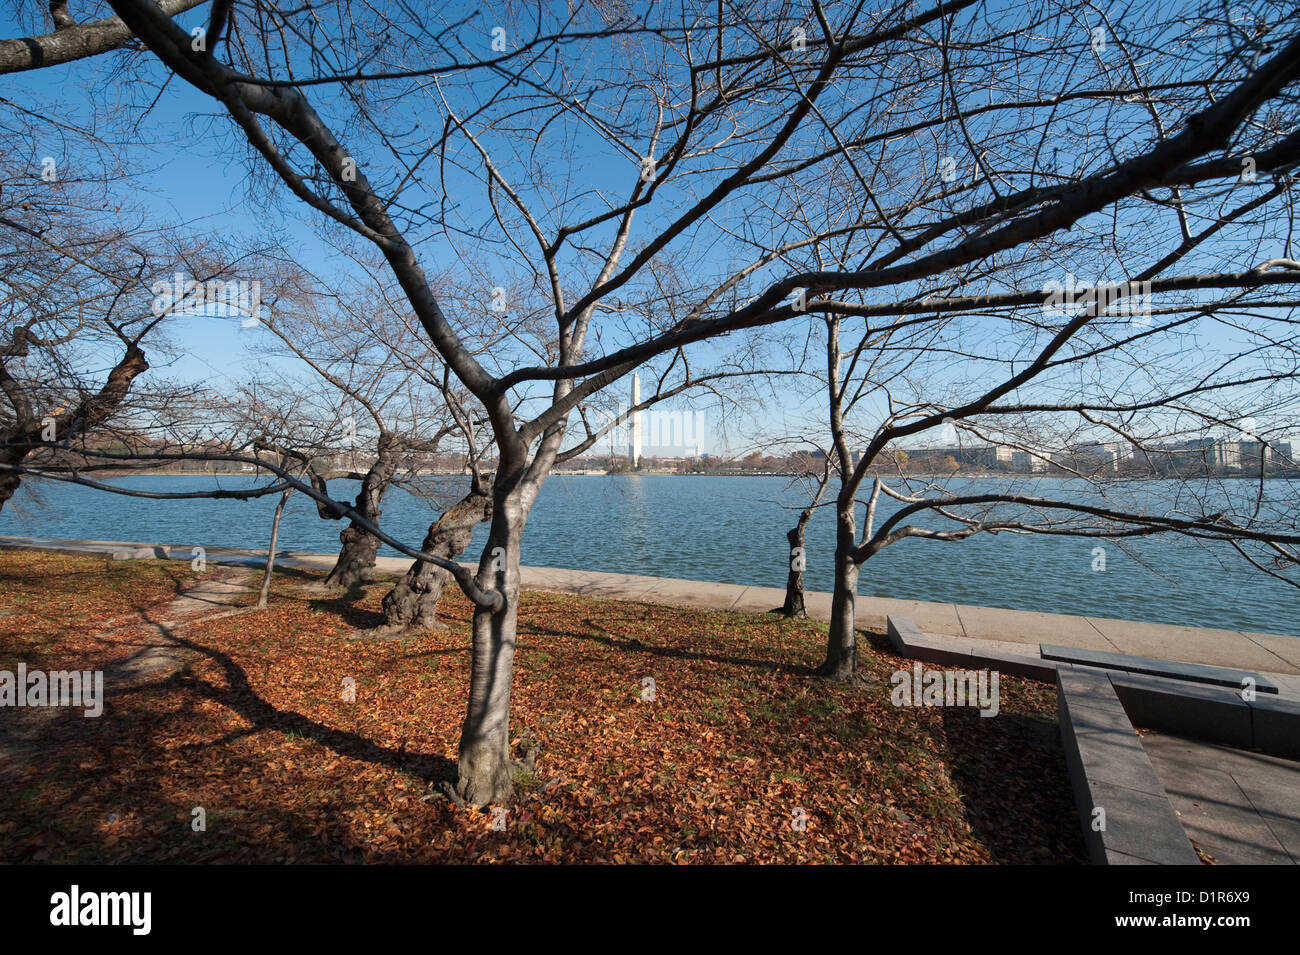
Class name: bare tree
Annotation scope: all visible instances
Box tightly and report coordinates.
[799,276,1300,680]
[778,450,833,619]
[247,266,480,590]
[0,112,261,511]
[11,0,1300,804]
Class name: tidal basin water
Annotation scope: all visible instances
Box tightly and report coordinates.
[3,473,1296,636]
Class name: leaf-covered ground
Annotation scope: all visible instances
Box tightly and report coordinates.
[0,551,204,671]
[0,551,1085,863]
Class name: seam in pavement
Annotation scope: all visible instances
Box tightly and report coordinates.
[952,604,970,640]
[1235,630,1297,673]
[1227,768,1297,865]
[627,579,670,601]
[1084,616,1122,652]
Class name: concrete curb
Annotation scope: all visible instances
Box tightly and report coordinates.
[1042,644,1278,694]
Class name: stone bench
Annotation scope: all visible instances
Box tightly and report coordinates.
[1041,643,1278,695]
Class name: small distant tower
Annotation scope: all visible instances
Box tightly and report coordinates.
[629,373,643,468]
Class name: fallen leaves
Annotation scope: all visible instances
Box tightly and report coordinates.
[0,551,1086,864]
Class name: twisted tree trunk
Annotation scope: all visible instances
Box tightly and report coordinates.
[378,473,493,633]
[0,444,27,512]
[321,433,400,589]
[0,343,148,512]
[779,502,819,618]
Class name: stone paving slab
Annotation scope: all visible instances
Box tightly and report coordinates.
[1141,732,1299,865]
[1064,699,1171,799]
[954,603,1118,652]
[1231,761,1300,863]
[726,585,789,615]
[636,577,752,612]
[1267,672,1300,698]
[1058,667,1124,710]
[1084,779,1203,865]
[855,596,966,638]
[1238,632,1300,671]
[521,566,666,602]
[1084,617,1293,674]
[1057,670,1200,864]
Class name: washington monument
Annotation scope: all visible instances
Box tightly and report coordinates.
[628,373,642,468]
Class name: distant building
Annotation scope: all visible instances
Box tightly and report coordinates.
[1238,439,1269,467]
[1011,450,1050,472]
[962,445,1014,468]
[1053,440,1123,472]
[902,443,1011,470]
[1237,439,1293,469]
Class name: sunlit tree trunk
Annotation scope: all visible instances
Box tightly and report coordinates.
[455,479,527,806]
[822,499,860,681]
[257,486,292,609]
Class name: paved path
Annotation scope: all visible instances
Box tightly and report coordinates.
[0,565,254,779]
[3,535,1297,680]
[1141,731,1300,864]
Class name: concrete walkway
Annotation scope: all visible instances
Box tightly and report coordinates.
[1141,730,1300,864]
[3,535,1298,680]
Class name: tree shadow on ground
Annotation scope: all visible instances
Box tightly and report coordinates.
[523,616,819,678]
[306,594,387,630]
[936,694,1088,864]
[126,617,456,784]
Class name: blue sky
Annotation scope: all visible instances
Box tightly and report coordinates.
[4,1,1297,456]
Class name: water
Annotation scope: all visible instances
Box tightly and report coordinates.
[3,473,1296,636]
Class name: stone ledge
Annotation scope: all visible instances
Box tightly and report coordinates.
[1108,672,1254,748]
[887,615,1061,682]
[1247,695,1300,760]
[1057,669,1200,865]
[1042,643,1278,695]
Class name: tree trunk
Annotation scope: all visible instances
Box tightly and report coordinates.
[258,487,292,609]
[322,434,400,589]
[379,475,493,633]
[0,443,27,512]
[455,482,528,807]
[780,514,812,618]
[821,500,859,681]
[0,344,148,513]
[324,523,384,589]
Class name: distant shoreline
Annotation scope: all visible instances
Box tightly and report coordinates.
[72,469,1292,481]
